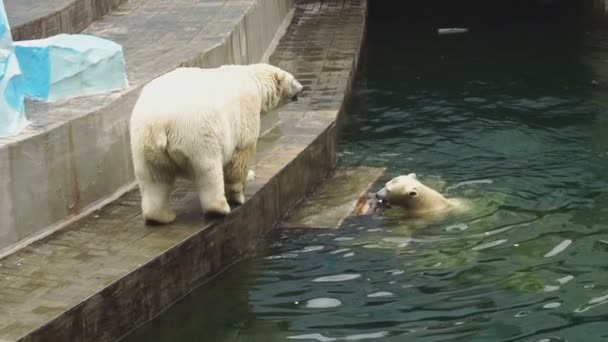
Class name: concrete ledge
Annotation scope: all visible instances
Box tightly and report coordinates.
[281,166,386,229]
[0,0,295,254]
[0,1,367,341]
[5,0,126,41]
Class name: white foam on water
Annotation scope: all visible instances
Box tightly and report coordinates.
[288,333,337,342]
[330,248,351,255]
[367,291,394,298]
[343,252,355,258]
[334,237,354,241]
[305,298,342,309]
[574,292,608,313]
[556,275,574,285]
[446,179,493,191]
[381,237,412,247]
[544,239,572,258]
[386,269,404,275]
[313,274,361,282]
[298,246,325,253]
[588,293,608,305]
[367,228,383,232]
[543,285,560,292]
[543,302,562,309]
[472,239,508,251]
[265,253,299,260]
[445,223,468,232]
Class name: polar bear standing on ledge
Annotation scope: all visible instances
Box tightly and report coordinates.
[376,173,467,217]
[130,63,303,224]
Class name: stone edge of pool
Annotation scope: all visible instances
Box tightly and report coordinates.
[0,1,368,341]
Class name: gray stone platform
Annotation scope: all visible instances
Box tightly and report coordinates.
[0,0,294,253]
[0,1,367,341]
[5,0,125,40]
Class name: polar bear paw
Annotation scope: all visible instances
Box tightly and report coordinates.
[227,192,246,205]
[205,198,231,217]
[144,209,176,226]
[246,170,256,181]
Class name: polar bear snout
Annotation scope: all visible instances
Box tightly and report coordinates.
[291,79,304,101]
[376,187,388,200]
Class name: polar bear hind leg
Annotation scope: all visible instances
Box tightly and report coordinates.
[135,163,177,225]
[194,157,231,216]
[223,143,256,205]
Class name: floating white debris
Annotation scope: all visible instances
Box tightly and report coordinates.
[472,239,508,251]
[313,274,361,282]
[543,302,562,309]
[367,291,394,298]
[544,239,572,258]
[367,228,383,232]
[305,298,342,309]
[438,28,469,35]
[343,252,355,258]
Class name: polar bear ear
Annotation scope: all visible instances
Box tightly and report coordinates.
[407,173,417,180]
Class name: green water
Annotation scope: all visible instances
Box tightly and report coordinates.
[125,4,608,342]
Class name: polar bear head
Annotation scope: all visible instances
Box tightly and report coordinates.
[248,63,304,113]
[376,173,422,206]
[376,173,451,213]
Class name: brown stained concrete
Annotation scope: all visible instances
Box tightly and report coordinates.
[0,1,367,341]
[281,167,386,229]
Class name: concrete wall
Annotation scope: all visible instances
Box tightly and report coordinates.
[0,0,295,255]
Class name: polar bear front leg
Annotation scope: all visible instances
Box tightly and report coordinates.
[224,144,255,205]
[195,158,231,216]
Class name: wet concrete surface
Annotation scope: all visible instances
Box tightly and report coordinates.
[281,167,385,229]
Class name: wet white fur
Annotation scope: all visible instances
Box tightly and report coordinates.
[378,173,465,216]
